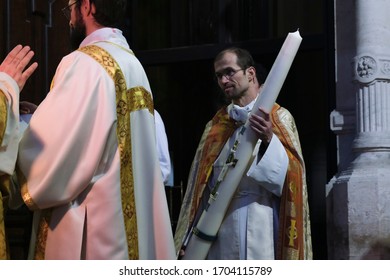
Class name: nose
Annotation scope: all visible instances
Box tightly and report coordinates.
[220,75,230,83]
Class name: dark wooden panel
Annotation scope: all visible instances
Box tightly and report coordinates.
[136,34,324,66]
[1,0,332,260]
[3,0,70,104]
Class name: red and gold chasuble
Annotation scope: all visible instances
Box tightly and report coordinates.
[175,104,312,259]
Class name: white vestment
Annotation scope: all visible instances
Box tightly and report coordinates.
[17,28,175,260]
[0,73,21,175]
[206,133,288,259]
[154,110,172,185]
[0,72,21,260]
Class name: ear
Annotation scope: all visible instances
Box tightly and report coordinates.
[247,66,256,82]
[80,0,94,17]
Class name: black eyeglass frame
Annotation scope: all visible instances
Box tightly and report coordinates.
[214,68,246,81]
[62,0,80,20]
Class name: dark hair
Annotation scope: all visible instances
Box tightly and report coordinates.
[214,47,269,85]
[214,47,255,70]
[77,0,127,27]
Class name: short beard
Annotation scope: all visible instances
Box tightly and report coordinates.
[225,89,246,103]
[69,10,86,51]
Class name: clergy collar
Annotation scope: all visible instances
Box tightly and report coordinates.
[227,93,259,123]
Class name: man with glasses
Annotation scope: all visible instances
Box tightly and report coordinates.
[174,47,312,260]
[0,45,38,259]
[10,0,175,260]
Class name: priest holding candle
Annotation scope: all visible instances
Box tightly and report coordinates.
[174,45,312,260]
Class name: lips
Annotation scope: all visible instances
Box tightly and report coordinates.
[224,85,234,93]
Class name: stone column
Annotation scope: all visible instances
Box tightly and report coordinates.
[327,0,390,259]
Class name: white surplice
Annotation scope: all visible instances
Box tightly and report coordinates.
[17,28,175,260]
[0,73,21,176]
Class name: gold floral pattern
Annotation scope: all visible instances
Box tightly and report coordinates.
[0,188,7,259]
[0,91,7,145]
[80,44,153,259]
[272,104,312,260]
[33,210,51,260]
[0,93,8,259]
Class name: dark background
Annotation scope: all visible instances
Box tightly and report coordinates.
[1,0,336,259]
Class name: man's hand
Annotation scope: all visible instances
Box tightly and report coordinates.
[20,101,38,114]
[249,106,273,145]
[0,45,38,92]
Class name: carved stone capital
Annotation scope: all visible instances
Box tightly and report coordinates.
[353,54,390,83]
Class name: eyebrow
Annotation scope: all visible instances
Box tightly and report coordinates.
[215,67,234,73]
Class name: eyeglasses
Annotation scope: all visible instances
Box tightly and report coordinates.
[62,0,79,21]
[215,68,245,80]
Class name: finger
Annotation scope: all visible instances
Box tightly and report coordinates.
[22,61,38,79]
[8,46,32,72]
[249,117,264,132]
[0,45,32,78]
[15,47,35,72]
[0,45,23,69]
[250,113,267,126]
[18,62,38,91]
[249,123,265,140]
[258,107,270,120]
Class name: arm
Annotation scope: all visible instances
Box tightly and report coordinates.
[247,106,288,196]
[246,134,289,197]
[154,110,171,185]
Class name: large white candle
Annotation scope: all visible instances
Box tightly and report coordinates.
[182,30,303,260]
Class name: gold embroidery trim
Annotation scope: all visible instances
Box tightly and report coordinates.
[16,154,48,259]
[0,91,7,145]
[0,174,9,259]
[33,210,52,260]
[127,87,153,114]
[17,167,38,210]
[79,44,153,259]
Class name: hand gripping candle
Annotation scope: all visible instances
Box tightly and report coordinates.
[182,30,303,260]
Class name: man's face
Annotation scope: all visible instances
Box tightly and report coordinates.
[214,52,249,102]
[69,2,86,51]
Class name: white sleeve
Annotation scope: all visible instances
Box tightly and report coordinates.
[246,134,289,197]
[0,72,20,175]
[154,110,171,185]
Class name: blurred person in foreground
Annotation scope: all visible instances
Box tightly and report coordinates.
[0,45,38,259]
